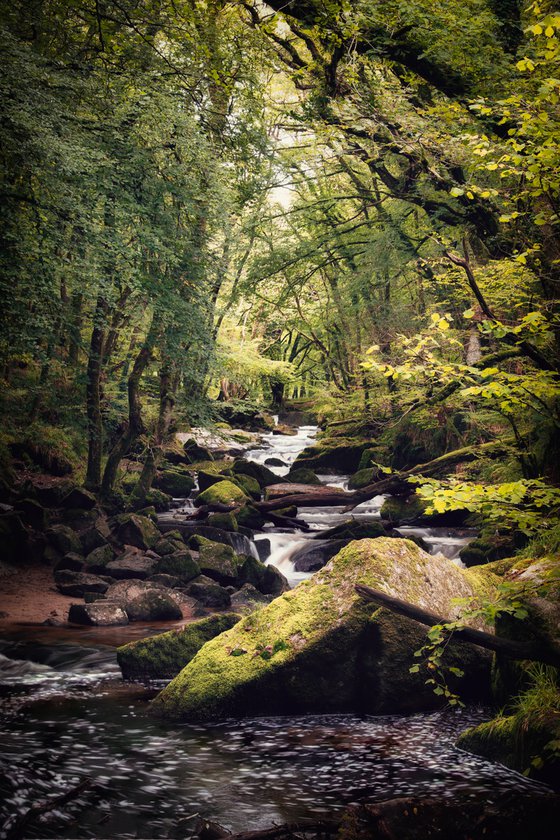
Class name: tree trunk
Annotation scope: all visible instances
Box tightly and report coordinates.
[85,295,108,490]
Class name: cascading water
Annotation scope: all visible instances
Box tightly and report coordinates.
[1,423,549,838]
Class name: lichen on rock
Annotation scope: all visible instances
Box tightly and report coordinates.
[151,538,495,721]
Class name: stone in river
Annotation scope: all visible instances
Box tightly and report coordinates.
[68,602,128,626]
[152,538,495,721]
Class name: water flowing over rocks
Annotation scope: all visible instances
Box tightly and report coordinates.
[151,538,495,721]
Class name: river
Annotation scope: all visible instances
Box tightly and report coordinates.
[0,425,551,838]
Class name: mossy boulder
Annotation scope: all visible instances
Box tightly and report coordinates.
[294,439,370,473]
[286,467,322,485]
[60,487,97,511]
[112,513,161,550]
[186,576,232,608]
[357,447,382,470]
[83,543,115,573]
[16,498,48,529]
[379,494,427,525]
[460,528,524,567]
[197,470,223,492]
[183,439,214,464]
[154,469,196,497]
[195,480,249,507]
[236,505,266,530]
[233,474,261,500]
[232,459,283,488]
[117,613,241,680]
[231,584,271,614]
[207,512,238,532]
[196,537,241,585]
[152,538,493,721]
[124,589,183,622]
[154,551,200,582]
[236,555,288,595]
[348,467,383,490]
[80,518,111,554]
[131,489,172,512]
[46,524,82,556]
[318,519,387,542]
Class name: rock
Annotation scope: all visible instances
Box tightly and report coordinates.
[83,543,115,573]
[348,467,384,490]
[197,470,226,492]
[106,549,159,580]
[113,513,161,550]
[207,512,239,532]
[60,486,97,510]
[232,459,284,488]
[381,494,471,527]
[291,540,349,572]
[286,467,322,485]
[233,474,261,500]
[237,555,267,591]
[81,518,112,554]
[196,537,240,585]
[124,589,183,622]
[236,505,266,530]
[183,439,214,463]
[54,552,85,573]
[154,469,196,497]
[117,613,240,680]
[154,551,200,582]
[131,491,172,513]
[54,570,110,597]
[460,528,524,567]
[316,519,387,542]
[68,602,128,626]
[230,583,270,613]
[151,538,493,721]
[15,498,47,529]
[186,576,232,608]
[195,480,249,507]
[218,406,275,432]
[46,524,82,555]
[294,439,371,473]
[255,538,271,561]
[261,563,290,595]
[265,457,288,468]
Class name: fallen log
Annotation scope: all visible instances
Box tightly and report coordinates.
[355,584,560,668]
[256,440,512,514]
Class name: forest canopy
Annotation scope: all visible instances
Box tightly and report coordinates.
[0,0,559,545]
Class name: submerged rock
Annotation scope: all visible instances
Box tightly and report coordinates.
[117,613,240,680]
[151,538,494,721]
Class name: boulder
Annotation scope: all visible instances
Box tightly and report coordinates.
[236,505,266,530]
[195,480,249,507]
[261,563,290,596]
[153,536,183,556]
[348,467,383,490]
[68,602,128,626]
[15,498,47,529]
[186,576,232,608]
[112,513,161,550]
[316,519,387,542]
[217,406,274,432]
[106,549,159,580]
[183,439,214,463]
[83,543,115,573]
[230,583,271,613]
[265,457,288,468]
[291,539,349,572]
[60,487,97,510]
[55,570,110,597]
[80,518,112,554]
[54,552,85,573]
[381,494,471,527]
[255,538,271,561]
[197,470,224,492]
[154,551,200,582]
[232,459,284,488]
[207,512,239,532]
[233,474,262,500]
[117,613,240,680]
[154,469,196,497]
[460,528,524,567]
[124,590,183,622]
[196,537,240,585]
[151,538,494,721]
[131,490,172,512]
[294,439,370,473]
[46,524,82,555]
[286,467,322,485]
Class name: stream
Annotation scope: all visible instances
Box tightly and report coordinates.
[0,425,552,838]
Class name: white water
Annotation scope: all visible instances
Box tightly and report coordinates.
[245,424,318,476]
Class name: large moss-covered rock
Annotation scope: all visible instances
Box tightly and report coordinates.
[154,469,196,497]
[286,467,322,485]
[46,524,82,555]
[195,480,249,507]
[112,513,161,549]
[232,459,283,488]
[294,439,370,473]
[152,538,494,721]
[117,613,240,680]
[233,474,261,500]
[196,537,240,584]
[154,550,200,582]
[348,467,382,490]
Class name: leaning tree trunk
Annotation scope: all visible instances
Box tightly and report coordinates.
[100,316,159,496]
[135,358,178,498]
[85,295,108,491]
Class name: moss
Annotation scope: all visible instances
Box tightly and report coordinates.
[195,479,249,507]
[207,512,238,532]
[458,668,560,788]
[233,474,261,500]
[380,494,426,524]
[195,536,241,583]
[294,438,371,473]
[236,505,266,529]
[152,538,494,721]
[348,467,379,490]
[232,459,281,488]
[117,613,240,680]
[154,469,195,497]
[287,468,321,485]
[154,551,200,581]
